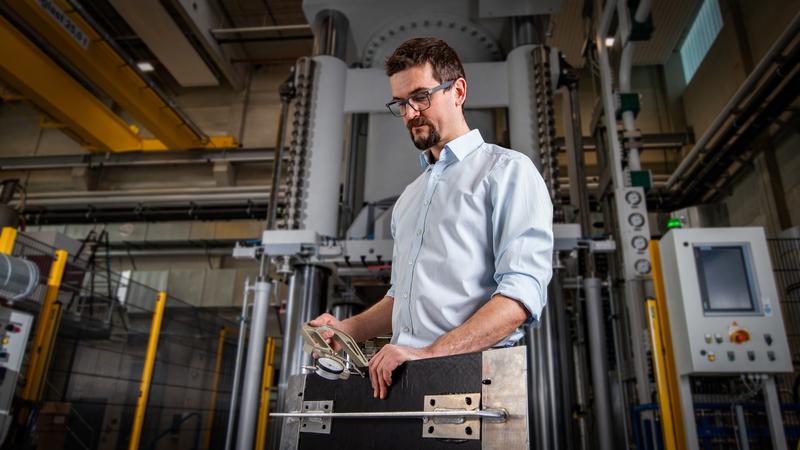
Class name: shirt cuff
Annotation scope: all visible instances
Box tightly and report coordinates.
[386,286,396,298]
[492,272,545,324]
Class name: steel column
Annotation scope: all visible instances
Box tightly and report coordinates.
[584,277,614,450]
[21,249,68,401]
[236,280,271,450]
[224,286,252,450]
[204,327,229,450]
[127,291,167,450]
[0,227,17,254]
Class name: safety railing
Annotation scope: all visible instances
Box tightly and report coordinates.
[0,228,239,450]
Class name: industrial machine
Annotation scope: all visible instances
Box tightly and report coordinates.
[659,227,792,449]
[274,346,528,450]
[0,309,34,444]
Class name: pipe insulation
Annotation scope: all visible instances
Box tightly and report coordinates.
[0,254,39,302]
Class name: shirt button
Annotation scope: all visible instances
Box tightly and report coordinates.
[416,229,422,236]
[402,327,410,333]
[403,292,408,298]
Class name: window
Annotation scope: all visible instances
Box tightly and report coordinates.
[680,0,723,83]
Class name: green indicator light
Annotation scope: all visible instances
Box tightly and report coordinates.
[667,218,683,229]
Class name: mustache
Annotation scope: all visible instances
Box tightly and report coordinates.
[407,117,433,131]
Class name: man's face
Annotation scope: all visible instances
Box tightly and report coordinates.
[389,63,455,150]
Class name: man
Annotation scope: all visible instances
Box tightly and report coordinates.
[310,37,553,399]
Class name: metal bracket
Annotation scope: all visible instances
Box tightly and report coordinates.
[299,400,333,434]
[422,393,481,440]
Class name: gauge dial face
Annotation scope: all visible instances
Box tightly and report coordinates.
[625,190,642,205]
[628,213,645,228]
[631,236,649,250]
[634,259,652,275]
[317,357,344,374]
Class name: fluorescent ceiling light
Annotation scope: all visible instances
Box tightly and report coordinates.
[136,61,155,72]
[605,37,615,47]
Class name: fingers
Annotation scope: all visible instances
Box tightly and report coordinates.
[369,345,404,399]
[369,350,385,398]
[308,313,337,327]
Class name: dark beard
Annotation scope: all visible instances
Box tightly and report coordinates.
[407,117,441,150]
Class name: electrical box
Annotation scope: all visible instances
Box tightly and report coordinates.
[659,227,792,375]
[0,308,34,444]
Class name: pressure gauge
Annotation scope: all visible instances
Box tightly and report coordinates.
[625,190,642,206]
[631,236,649,251]
[628,213,645,228]
[634,259,652,275]
[316,357,345,380]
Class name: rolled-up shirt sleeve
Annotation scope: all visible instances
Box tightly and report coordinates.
[489,155,554,322]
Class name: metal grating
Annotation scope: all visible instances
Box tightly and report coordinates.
[767,238,800,449]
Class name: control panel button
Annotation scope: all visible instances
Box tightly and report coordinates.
[714,334,723,344]
[707,352,716,362]
[747,351,755,361]
[704,334,712,344]
[727,351,735,361]
[728,323,750,344]
[767,351,775,361]
[764,334,773,346]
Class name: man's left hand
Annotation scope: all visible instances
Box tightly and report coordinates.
[368,344,433,399]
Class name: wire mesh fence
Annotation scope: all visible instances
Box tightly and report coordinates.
[767,238,800,448]
[4,230,240,450]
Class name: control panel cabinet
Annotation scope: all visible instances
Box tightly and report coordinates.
[659,227,792,375]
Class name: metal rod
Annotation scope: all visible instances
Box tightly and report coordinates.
[236,281,271,450]
[270,409,507,421]
[224,283,252,450]
[211,24,312,35]
[127,291,167,450]
[584,277,614,450]
[734,404,751,450]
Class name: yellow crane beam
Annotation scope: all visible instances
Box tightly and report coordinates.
[0,16,147,152]
[5,0,237,151]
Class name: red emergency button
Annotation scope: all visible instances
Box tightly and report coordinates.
[728,322,750,344]
[730,330,750,343]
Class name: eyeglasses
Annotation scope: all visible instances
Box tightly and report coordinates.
[385,80,455,117]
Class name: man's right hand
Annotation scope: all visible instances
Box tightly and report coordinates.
[308,313,349,351]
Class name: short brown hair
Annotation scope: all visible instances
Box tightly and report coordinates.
[385,37,466,83]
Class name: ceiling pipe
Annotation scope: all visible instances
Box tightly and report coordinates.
[666,11,800,190]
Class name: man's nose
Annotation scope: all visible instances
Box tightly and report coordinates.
[406,106,420,121]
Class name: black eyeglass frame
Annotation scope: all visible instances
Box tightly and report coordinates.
[385,80,455,117]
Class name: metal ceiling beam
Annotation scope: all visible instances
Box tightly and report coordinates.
[0,16,144,152]
[4,0,237,150]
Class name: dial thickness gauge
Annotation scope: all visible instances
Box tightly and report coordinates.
[631,236,649,251]
[634,259,652,275]
[316,356,346,380]
[625,190,642,206]
[628,213,645,228]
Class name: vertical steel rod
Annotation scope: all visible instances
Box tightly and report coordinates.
[128,291,167,450]
[236,281,271,450]
[224,282,252,450]
[584,277,614,450]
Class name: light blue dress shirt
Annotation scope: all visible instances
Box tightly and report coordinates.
[387,129,554,348]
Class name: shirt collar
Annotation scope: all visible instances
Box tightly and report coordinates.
[418,129,484,170]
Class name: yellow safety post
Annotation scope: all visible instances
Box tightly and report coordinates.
[203,327,229,449]
[21,249,68,401]
[255,337,277,450]
[646,300,679,450]
[0,227,17,254]
[648,240,686,449]
[128,291,167,450]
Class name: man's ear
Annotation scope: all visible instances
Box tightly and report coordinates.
[453,77,467,108]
